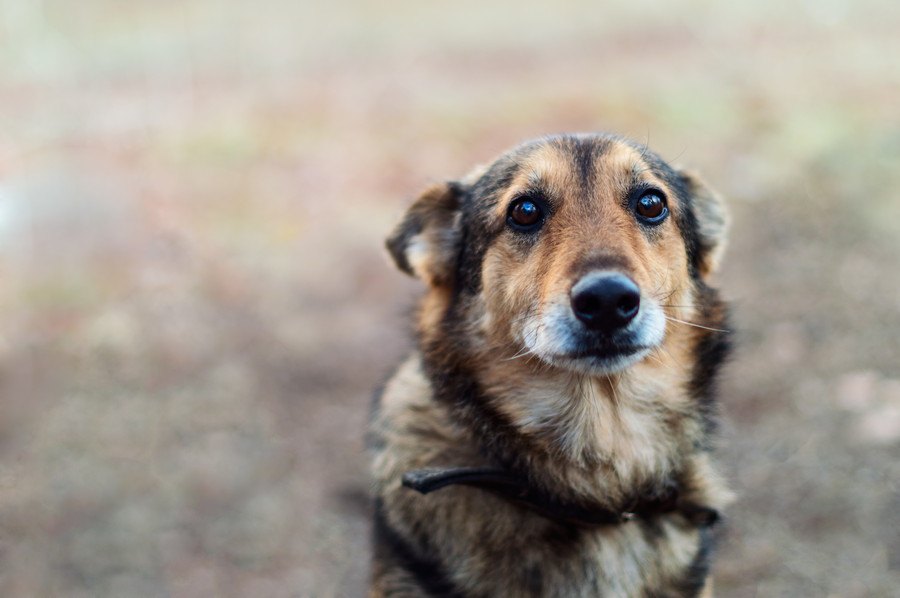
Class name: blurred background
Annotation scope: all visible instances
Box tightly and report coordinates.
[1,0,898,596]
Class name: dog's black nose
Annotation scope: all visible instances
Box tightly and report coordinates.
[571,273,641,331]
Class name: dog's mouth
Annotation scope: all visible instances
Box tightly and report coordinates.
[549,342,653,373]
[516,297,668,374]
[560,342,650,361]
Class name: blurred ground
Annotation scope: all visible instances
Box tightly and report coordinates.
[1,0,899,596]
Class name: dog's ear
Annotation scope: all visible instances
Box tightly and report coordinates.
[680,170,729,277]
[386,181,463,287]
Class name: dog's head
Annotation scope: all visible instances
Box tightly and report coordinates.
[387,134,727,375]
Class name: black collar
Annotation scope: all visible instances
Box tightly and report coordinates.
[402,467,718,528]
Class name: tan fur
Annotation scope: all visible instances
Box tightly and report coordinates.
[372,135,732,596]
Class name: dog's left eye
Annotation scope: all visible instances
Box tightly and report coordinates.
[507,196,545,231]
[634,190,668,224]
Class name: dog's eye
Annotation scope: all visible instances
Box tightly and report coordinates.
[634,190,668,224]
[507,197,544,231]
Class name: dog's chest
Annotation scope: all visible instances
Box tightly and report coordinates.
[447,506,705,597]
[497,371,695,493]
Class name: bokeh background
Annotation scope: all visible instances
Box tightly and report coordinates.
[2,0,899,596]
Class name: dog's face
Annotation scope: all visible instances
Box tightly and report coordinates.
[387,134,727,375]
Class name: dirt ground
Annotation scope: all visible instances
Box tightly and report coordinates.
[1,1,898,596]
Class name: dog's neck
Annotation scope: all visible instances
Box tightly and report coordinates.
[419,291,727,510]
[400,465,720,528]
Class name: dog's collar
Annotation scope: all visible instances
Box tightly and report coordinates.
[402,467,719,528]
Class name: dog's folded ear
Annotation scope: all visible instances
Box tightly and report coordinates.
[386,181,463,287]
[680,171,729,278]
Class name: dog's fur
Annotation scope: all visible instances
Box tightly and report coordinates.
[369,134,733,597]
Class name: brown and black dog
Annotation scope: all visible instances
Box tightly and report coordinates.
[369,133,733,597]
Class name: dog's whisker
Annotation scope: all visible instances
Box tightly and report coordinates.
[502,346,535,361]
[649,264,669,298]
[659,287,678,304]
[668,146,688,164]
[664,316,730,333]
[509,309,538,326]
[652,339,677,362]
[651,278,678,305]
[605,374,620,408]
[643,351,666,367]
[502,320,547,363]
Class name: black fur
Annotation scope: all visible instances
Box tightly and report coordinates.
[689,284,733,442]
[670,525,718,597]
[421,326,537,478]
[373,501,463,597]
[453,160,521,295]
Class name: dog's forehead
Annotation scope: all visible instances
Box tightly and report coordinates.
[468,135,673,216]
[523,138,641,191]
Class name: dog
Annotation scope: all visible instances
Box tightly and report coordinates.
[369,133,733,597]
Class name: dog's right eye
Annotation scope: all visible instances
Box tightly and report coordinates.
[507,197,545,232]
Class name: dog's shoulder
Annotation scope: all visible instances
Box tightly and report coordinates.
[369,353,483,486]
